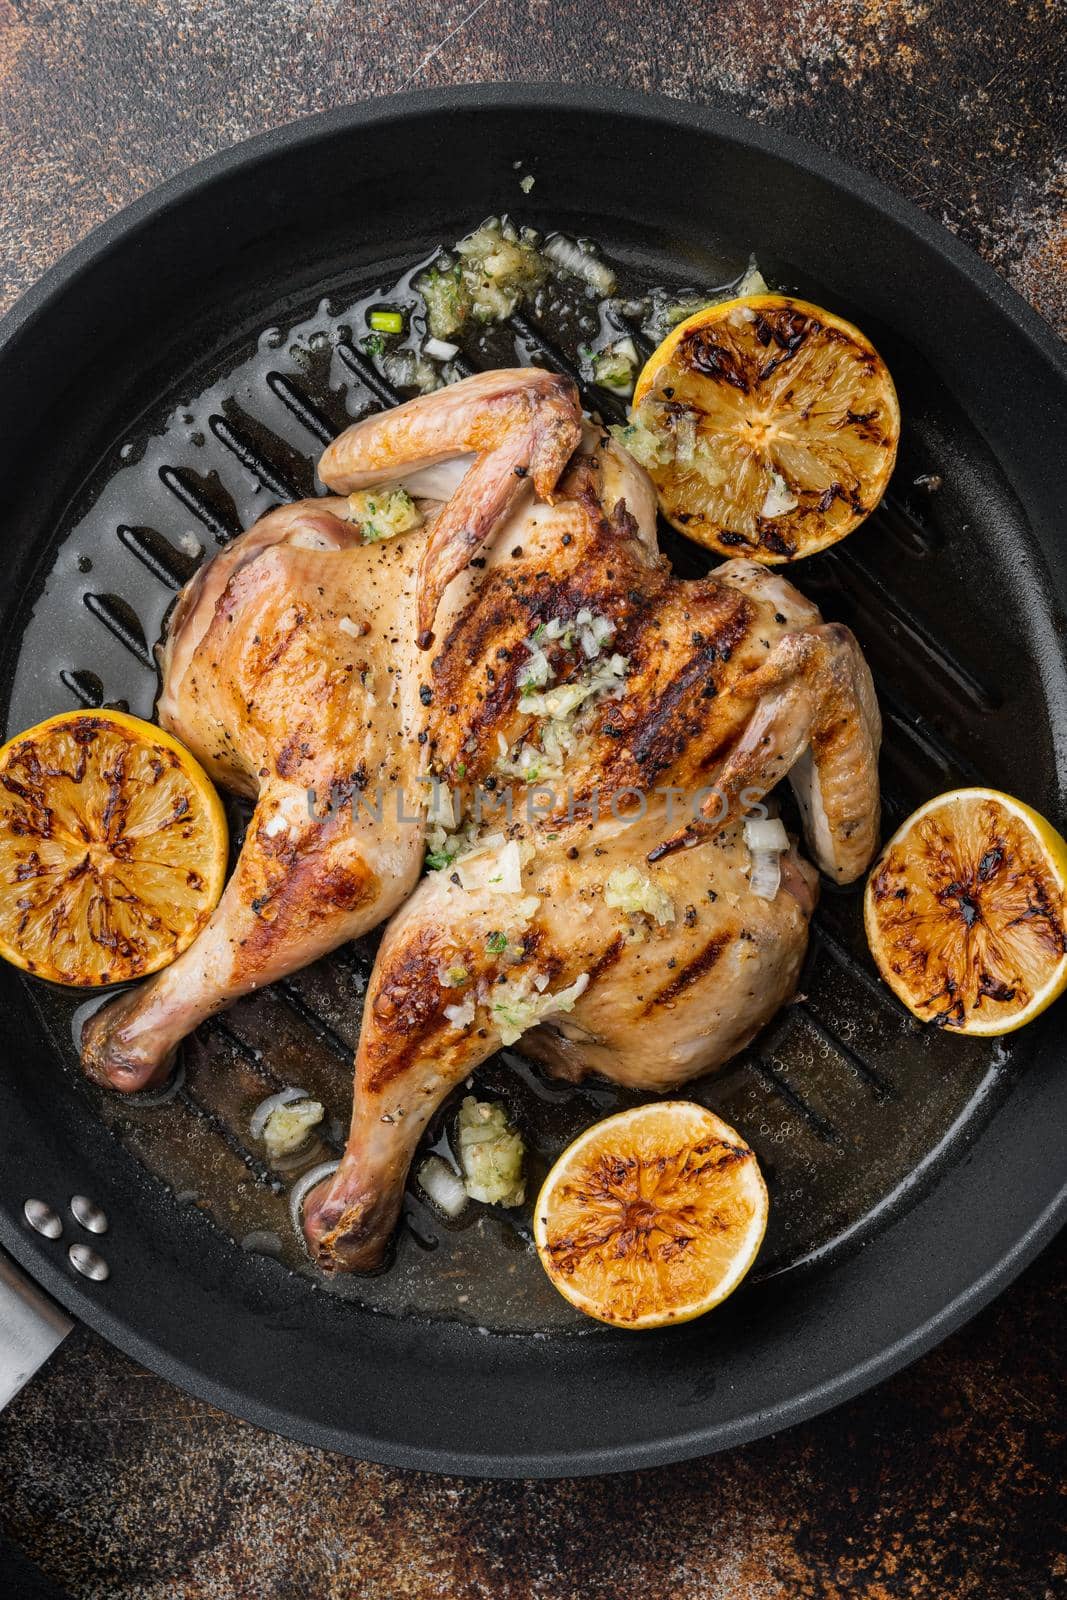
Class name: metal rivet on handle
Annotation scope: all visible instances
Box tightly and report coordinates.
[68,1243,110,1282]
[23,1199,62,1239]
[70,1195,109,1235]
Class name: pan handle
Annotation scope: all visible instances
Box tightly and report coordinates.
[0,1249,73,1411]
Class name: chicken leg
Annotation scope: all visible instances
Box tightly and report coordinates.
[81,372,585,1090]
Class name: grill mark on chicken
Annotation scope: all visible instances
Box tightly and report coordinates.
[583,932,627,985]
[364,939,453,1093]
[365,924,549,1093]
[428,488,669,781]
[236,827,379,980]
[640,932,731,1014]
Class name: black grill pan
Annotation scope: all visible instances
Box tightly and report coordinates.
[0,85,1064,1477]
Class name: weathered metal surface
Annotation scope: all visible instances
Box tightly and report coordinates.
[0,1235,1062,1596]
[0,0,1064,334]
[0,1,1064,1595]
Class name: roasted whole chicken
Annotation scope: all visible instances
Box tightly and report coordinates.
[82,368,881,1270]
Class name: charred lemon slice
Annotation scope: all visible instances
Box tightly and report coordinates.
[865,788,1067,1035]
[626,294,899,561]
[0,710,227,986]
[533,1101,768,1328]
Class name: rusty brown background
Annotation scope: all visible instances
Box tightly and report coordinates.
[0,1,1065,1596]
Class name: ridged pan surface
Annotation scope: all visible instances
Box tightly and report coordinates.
[0,87,1064,1476]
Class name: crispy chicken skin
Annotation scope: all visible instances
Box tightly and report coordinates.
[80,368,880,1271]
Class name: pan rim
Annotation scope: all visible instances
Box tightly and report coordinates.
[1,83,1064,381]
[0,82,1064,1478]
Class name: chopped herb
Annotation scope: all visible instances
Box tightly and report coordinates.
[369,308,404,334]
[426,847,458,871]
[486,931,509,954]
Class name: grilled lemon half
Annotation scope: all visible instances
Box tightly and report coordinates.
[625,294,899,562]
[533,1101,768,1328]
[865,788,1067,1035]
[0,710,227,986]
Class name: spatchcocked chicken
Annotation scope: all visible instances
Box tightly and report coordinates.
[82,368,881,1271]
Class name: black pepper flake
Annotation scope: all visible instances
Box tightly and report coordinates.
[514,465,528,478]
[417,731,428,745]
[511,546,524,558]
[684,904,697,927]
[419,685,433,706]
[774,612,787,624]
[561,533,572,546]
[449,872,461,886]
[567,846,579,860]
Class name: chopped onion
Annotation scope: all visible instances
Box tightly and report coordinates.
[520,641,553,688]
[457,1098,526,1205]
[437,960,470,988]
[743,817,790,853]
[604,866,676,926]
[458,836,525,894]
[749,853,782,901]
[490,972,589,1047]
[544,234,617,295]
[418,1155,469,1217]
[735,261,769,297]
[743,816,790,901]
[760,471,799,519]
[249,1086,307,1143]
[444,996,477,1029]
[426,782,456,829]
[287,1159,339,1237]
[423,336,459,361]
[263,1098,325,1161]
[381,349,440,395]
[674,410,697,463]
